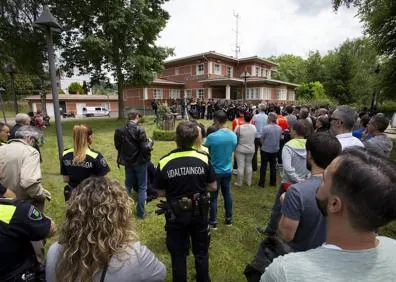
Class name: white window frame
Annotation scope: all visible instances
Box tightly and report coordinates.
[227,66,233,77]
[197,88,205,99]
[246,88,260,100]
[287,90,296,101]
[214,64,221,75]
[267,69,271,79]
[169,89,180,99]
[153,88,163,99]
[263,87,272,100]
[196,64,204,75]
[185,89,193,99]
[256,67,261,77]
[277,89,287,100]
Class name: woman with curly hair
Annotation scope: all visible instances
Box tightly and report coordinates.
[46,177,166,282]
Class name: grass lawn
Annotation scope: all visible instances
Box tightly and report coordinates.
[39,117,396,281]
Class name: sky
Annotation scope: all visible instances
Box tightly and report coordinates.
[156,0,364,60]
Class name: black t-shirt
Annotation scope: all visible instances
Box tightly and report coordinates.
[0,200,51,276]
[155,148,216,200]
[60,148,110,188]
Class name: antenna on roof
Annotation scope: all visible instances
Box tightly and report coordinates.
[233,11,241,59]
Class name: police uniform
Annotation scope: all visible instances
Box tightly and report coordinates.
[0,199,51,281]
[156,148,216,282]
[61,148,110,200]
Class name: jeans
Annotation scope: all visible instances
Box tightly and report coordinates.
[209,172,232,224]
[252,138,261,171]
[235,151,254,186]
[125,163,147,218]
[258,151,277,187]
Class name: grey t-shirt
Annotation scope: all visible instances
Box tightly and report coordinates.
[261,124,282,153]
[235,124,257,154]
[46,241,166,282]
[281,176,325,252]
[261,236,396,282]
[286,115,297,129]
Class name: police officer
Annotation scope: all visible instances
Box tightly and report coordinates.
[61,124,109,201]
[156,121,217,282]
[0,198,56,281]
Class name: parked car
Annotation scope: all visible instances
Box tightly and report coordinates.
[82,107,110,117]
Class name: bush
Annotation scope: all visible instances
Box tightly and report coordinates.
[153,129,176,141]
[68,82,85,94]
[379,101,396,113]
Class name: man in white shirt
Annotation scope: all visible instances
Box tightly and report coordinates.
[261,148,396,282]
[330,105,364,150]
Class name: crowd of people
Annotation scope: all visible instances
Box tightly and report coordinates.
[0,101,395,282]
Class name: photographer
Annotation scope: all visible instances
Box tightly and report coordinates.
[156,121,217,282]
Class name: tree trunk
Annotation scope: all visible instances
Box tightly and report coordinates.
[40,90,47,115]
[117,71,125,120]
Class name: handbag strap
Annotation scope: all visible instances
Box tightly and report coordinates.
[100,263,108,282]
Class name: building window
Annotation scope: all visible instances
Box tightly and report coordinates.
[214,64,221,75]
[287,90,296,101]
[277,89,287,100]
[246,88,260,100]
[263,87,272,100]
[267,69,271,79]
[197,89,205,99]
[256,67,260,77]
[185,89,193,99]
[227,66,233,77]
[153,89,163,99]
[170,89,180,99]
[196,64,204,75]
[175,67,179,75]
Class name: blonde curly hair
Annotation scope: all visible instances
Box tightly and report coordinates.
[56,177,138,281]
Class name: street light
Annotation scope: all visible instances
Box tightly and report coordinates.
[240,71,251,101]
[4,64,18,113]
[34,6,63,162]
[0,87,7,124]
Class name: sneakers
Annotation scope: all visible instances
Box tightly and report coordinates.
[209,223,218,230]
[225,219,232,227]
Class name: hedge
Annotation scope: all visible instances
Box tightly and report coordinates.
[152,129,176,141]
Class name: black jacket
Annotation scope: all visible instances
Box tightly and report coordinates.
[114,121,153,167]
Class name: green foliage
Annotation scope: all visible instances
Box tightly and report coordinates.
[59,89,65,95]
[56,0,174,118]
[332,0,396,101]
[296,82,327,100]
[152,129,176,141]
[305,51,325,83]
[268,54,306,83]
[68,82,85,94]
[155,103,171,130]
[378,101,396,114]
[297,97,337,109]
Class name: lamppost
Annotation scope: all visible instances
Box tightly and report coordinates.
[4,64,18,113]
[0,87,7,124]
[240,71,251,101]
[34,6,63,162]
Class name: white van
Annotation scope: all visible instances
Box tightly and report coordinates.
[82,107,110,117]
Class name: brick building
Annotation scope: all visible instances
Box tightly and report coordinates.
[25,94,118,117]
[124,51,298,110]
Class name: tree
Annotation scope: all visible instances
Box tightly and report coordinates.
[0,1,48,100]
[82,80,89,95]
[332,0,396,101]
[68,82,84,94]
[296,81,326,100]
[305,51,325,83]
[268,54,306,84]
[56,0,173,118]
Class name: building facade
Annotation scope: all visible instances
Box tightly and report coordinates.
[25,94,118,117]
[124,51,298,110]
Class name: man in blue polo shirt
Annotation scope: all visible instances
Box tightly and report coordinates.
[205,110,237,229]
